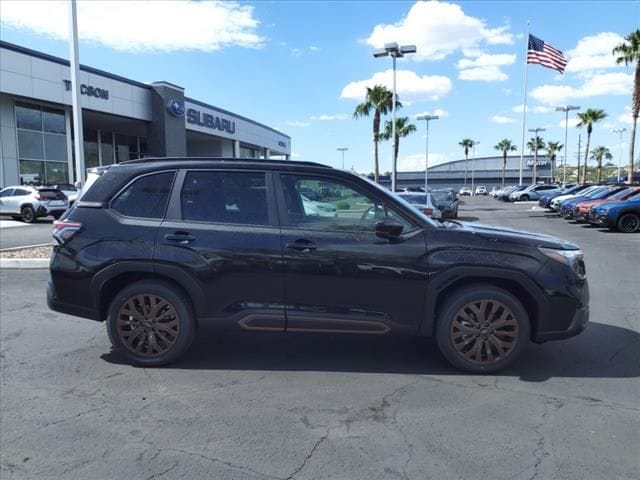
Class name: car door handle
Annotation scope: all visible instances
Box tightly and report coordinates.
[164,232,195,244]
[286,240,317,252]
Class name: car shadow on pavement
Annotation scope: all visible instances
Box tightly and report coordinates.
[102,321,639,382]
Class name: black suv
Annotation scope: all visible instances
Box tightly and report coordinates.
[48,158,589,373]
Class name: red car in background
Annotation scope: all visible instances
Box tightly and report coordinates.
[575,187,640,223]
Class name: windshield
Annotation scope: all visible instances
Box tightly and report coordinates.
[399,194,427,205]
[608,187,633,200]
[431,190,453,202]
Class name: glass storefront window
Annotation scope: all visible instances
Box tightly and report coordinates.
[17,130,44,159]
[116,134,137,162]
[100,131,114,165]
[42,108,66,134]
[45,162,69,184]
[16,103,42,131]
[19,160,46,185]
[44,133,67,161]
[84,130,99,169]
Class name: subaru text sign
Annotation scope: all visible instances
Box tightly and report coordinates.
[166,99,185,117]
[187,108,236,134]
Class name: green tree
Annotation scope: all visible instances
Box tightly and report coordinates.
[545,141,564,183]
[591,146,613,183]
[380,117,417,175]
[527,136,546,184]
[353,85,400,182]
[613,29,640,183]
[494,139,517,188]
[577,108,608,183]
[459,139,474,186]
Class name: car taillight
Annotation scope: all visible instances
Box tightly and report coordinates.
[422,208,433,215]
[52,220,83,245]
[35,194,43,201]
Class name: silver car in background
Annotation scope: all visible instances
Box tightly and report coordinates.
[0,186,68,223]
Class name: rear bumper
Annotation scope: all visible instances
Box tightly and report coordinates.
[47,280,100,321]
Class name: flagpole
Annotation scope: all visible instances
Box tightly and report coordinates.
[519,20,531,186]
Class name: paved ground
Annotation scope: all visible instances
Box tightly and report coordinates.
[1,197,639,480]
[0,219,54,249]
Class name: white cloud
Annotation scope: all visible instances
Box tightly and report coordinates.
[310,114,349,121]
[558,118,580,128]
[530,72,633,105]
[457,53,516,69]
[617,112,633,125]
[513,104,552,113]
[286,121,310,127]
[398,153,451,171]
[0,0,265,52]
[291,48,302,57]
[340,69,452,102]
[309,45,321,52]
[565,32,625,73]
[414,108,449,118]
[365,1,513,62]
[491,115,516,124]
[459,66,508,82]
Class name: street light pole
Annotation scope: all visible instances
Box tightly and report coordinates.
[373,42,416,191]
[416,114,439,192]
[528,128,545,184]
[337,147,348,170]
[555,105,580,185]
[612,128,626,181]
[471,141,480,194]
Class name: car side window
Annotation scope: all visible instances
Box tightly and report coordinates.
[111,171,174,219]
[181,171,269,225]
[14,189,29,196]
[280,174,413,232]
[0,189,14,197]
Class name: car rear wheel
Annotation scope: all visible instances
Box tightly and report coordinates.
[106,280,196,366]
[521,194,530,201]
[21,205,36,223]
[52,212,63,220]
[435,286,530,373]
[617,213,640,233]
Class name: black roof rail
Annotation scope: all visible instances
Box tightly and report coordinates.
[121,156,331,169]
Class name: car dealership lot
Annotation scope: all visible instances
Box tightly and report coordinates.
[1,196,638,480]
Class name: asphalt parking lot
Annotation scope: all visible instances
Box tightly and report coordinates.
[0,219,54,249]
[1,196,638,480]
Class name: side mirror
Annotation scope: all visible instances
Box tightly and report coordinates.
[375,217,404,239]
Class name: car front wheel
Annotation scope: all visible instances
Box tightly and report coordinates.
[435,286,530,373]
[617,213,640,233]
[106,280,196,366]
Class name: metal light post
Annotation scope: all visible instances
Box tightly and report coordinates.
[373,42,416,191]
[416,114,439,192]
[555,105,580,185]
[528,128,545,184]
[612,128,626,181]
[68,0,85,184]
[471,141,480,194]
[337,147,348,170]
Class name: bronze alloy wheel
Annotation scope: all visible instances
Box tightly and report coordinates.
[450,299,519,365]
[116,294,180,357]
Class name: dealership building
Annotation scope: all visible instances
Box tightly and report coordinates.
[389,155,553,191]
[0,41,291,186]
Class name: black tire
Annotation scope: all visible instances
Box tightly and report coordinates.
[617,212,640,233]
[21,205,36,223]
[106,280,196,367]
[52,212,63,220]
[435,285,530,373]
[521,194,530,201]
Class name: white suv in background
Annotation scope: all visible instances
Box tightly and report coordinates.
[474,185,487,195]
[0,186,68,223]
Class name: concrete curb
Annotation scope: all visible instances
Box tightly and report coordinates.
[0,258,49,269]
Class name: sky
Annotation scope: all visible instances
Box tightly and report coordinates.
[1,0,638,174]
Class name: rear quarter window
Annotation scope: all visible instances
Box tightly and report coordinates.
[110,171,175,219]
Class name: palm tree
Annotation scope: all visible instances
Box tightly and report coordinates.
[494,139,517,188]
[353,85,400,182]
[591,146,613,182]
[527,136,546,184]
[380,117,417,174]
[577,108,608,183]
[545,141,564,183]
[613,29,640,184]
[459,139,474,186]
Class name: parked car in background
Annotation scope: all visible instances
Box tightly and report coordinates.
[474,185,487,196]
[430,189,459,218]
[590,197,640,233]
[398,192,442,219]
[301,194,337,217]
[459,186,472,196]
[46,183,79,205]
[510,184,561,202]
[574,187,640,223]
[560,186,627,218]
[497,185,526,201]
[489,186,500,197]
[550,185,602,211]
[0,185,68,223]
[539,184,587,208]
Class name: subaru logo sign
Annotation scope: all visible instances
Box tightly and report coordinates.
[166,99,185,117]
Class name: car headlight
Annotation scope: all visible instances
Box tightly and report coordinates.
[539,247,586,278]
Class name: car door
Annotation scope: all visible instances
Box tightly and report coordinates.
[155,169,286,331]
[9,188,30,214]
[275,172,430,335]
[0,188,15,214]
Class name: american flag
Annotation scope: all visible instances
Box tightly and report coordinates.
[527,34,568,73]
